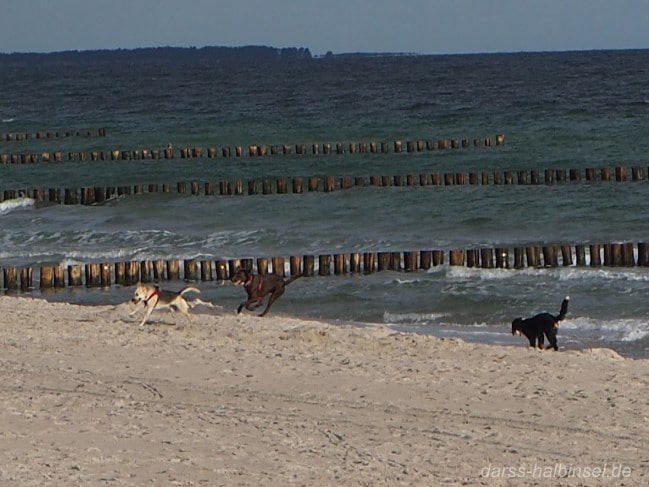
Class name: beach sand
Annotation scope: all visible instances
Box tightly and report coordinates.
[0,295,647,486]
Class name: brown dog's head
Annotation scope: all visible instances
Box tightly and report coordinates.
[511,318,523,336]
[230,267,251,286]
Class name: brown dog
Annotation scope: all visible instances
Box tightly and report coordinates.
[231,266,302,316]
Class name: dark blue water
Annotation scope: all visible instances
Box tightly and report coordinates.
[2,49,649,358]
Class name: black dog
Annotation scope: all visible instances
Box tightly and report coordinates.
[231,266,302,317]
[511,296,569,351]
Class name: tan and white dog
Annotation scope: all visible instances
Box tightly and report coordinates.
[130,282,200,326]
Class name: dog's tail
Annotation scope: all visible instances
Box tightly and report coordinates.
[179,286,201,296]
[556,296,569,321]
[284,273,303,286]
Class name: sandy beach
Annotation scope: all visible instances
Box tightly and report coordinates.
[0,295,647,486]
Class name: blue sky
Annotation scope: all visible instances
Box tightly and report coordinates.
[2,0,647,55]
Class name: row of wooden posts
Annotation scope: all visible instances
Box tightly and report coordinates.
[1,165,648,205]
[1,242,647,291]
[0,135,504,164]
[0,128,106,142]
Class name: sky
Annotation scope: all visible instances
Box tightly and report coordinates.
[1,0,648,56]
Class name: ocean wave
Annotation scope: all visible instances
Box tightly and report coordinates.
[560,316,649,342]
[383,310,450,324]
[0,197,35,215]
[444,263,649,283]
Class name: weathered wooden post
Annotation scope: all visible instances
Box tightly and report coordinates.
[20,267,33,291]
[276,178,288,194]
[363,252,376,274]
[85,263,101,287]
[100,263,111,287]
[466,249,480,268]
[575,245,587,266]
[376,252,390,271]
[40,266,55,289]
[272,256,285,277]
[54,265,66,287]
[215,260,229,280]
[292,177,303,193]
[126,261,140,285]
[481,248,494,268]
[420,250,432,270]
[319,175,335,192]
[637,243,649,266]
[333,254,346,275]
[289,256,302,276]
[561,245,573,266]
[544,169,555,184]
[68,265,83,286]
[319,255,331,276]
[623,242,635,266]
[589,244,602,266]
[350,253,361,273]
[530,170,540,184]
[153,260,166,280]
[303,255,315,277]
[542,245,558,267]
[526,246,540,267]
[308,177,320,191]
[184,259,198,281]
[3,268,17,291]
[514,248,525,269]
[217,180,230,196]
[449,250,465,266]
[200,260,213,281]
[495,248,509,268]
[257,258,269,275]
[167,260,180,281]
[225,259,240,279]
[400,251,415,271]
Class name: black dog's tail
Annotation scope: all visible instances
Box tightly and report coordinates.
[556,296,569,321]
[284,273,303,286]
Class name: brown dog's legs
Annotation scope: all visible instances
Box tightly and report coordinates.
[259,288,285,316]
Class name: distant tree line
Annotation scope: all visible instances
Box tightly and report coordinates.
[0,45,313,65]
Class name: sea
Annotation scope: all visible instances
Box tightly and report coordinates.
[1,49,649,358]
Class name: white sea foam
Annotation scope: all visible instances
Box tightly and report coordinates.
[383,310,451,324]
[560,316,649,342]
[0,197,35,215]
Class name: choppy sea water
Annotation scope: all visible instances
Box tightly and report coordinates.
[1,49,649,358]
